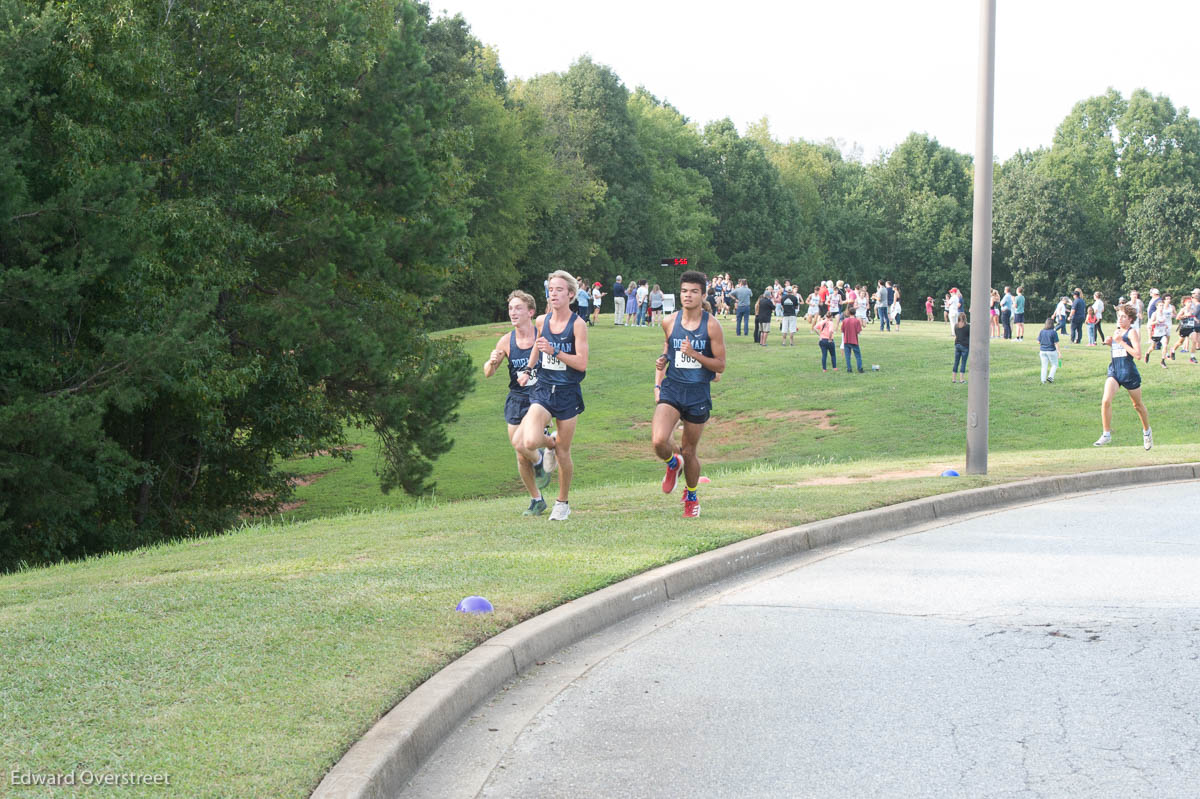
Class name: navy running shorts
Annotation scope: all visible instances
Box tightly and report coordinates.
[658,380,712,424]
[1013,313,1025,324]
[1107,362,1141,391]
[530,382,585,421]
[504,391,532,426]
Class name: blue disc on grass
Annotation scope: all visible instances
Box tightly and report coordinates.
[941,469,960,477]
[456,595,494,614]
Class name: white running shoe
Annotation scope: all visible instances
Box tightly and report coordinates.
[1093,432,1112,447]
[1143,428,1153,450]
[548,500,570,521]
[542,431,558,473]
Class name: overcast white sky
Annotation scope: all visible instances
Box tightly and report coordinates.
[428,0,1200,162]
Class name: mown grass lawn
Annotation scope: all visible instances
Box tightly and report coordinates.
[3,319,1197,798]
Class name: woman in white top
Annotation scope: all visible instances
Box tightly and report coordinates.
[806,288,820,323]
[1091,292,1106,343]
[590,284,604,326]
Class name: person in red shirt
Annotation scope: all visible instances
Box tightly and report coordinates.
[817,282,830,317]
[840,313,864,373]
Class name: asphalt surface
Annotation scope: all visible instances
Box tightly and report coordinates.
[403,481,1200,799]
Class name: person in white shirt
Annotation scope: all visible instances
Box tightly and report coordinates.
[1092,292,1106,343]
[947,288,963,330]
[1147,295,1174,367]
[1052,297,1069,334]
[1129,290,1144,330]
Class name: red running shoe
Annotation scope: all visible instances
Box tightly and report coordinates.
[662,458,681,493]
[683,497,700,517]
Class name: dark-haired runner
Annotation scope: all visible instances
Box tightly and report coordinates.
[653,271,726,518]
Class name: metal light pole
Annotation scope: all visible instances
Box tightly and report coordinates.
[966,0,996,474]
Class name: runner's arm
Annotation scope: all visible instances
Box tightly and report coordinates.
[483,333,509,378]
[656,314,673,369]
[1124,329,1142,360]
[703,314,726,374]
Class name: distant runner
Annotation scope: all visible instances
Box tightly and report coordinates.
[484,290,552,515]
[653,271,726,518]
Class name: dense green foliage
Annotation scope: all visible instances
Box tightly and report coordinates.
[3,0,1198,568]
[1,0,472,568]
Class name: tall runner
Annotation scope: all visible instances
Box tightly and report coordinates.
[515,270,589,521]
[1093,304,1152,450]
[652,271,727,518]
[484,291,552,515]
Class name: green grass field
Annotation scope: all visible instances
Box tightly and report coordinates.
[282,316,1197,519]
[3,317,1197,798]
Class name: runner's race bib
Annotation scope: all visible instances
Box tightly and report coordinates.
[541,351,567,371]
[674,350,701,369]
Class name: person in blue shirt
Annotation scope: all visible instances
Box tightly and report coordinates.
[1036,316,1062,383]
[574,284,590,322]
[1013,286,1027,341]
[612,276,626,325]
[1070,289,1088,343]
[652,271,726,519]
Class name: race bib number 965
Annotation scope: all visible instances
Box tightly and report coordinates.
[674,350,701,369]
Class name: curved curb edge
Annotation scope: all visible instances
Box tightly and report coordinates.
[312,462,1200,799]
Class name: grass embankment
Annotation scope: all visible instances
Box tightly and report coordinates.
[2,319,1197,798]
[285,316,1198,518]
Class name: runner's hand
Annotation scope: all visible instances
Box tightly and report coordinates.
[488,349,503,366]
[534,337,554,354]
[680,339,697,358]
[656,354,669,369]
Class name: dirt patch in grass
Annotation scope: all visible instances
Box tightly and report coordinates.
[779,464,957,487]
[756,409,836,429]
[244,471,331,517]
[617,409,838,462]
[291,471,331,488]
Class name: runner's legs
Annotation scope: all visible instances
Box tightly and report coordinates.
[508,423,540,499]
[516,404,554,463]
[651,403,682,461]
[1100,376,1119,432]
[552,416,577,502]
[679,419,705,489]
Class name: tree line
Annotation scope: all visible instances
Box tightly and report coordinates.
[3,0,1198,568]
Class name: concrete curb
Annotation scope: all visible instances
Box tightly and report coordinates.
[311,463,1200,799]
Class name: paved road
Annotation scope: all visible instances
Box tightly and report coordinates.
[405,481,1200,799]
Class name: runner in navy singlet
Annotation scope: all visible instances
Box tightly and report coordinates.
[484,290,552,516]
[1094,304,1152,450]
[515,270,590,521]
[653,270,726,518]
